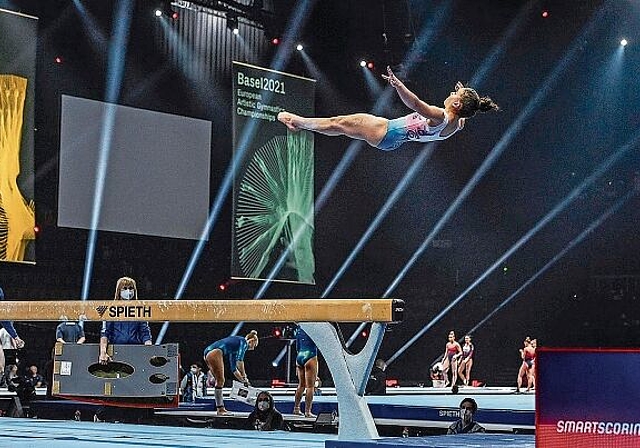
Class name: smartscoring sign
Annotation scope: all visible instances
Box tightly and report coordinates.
[536,348,640,447]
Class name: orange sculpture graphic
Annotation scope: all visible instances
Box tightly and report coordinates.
[0,75,35,262]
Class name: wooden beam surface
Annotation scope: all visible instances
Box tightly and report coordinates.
[0,299,404,323]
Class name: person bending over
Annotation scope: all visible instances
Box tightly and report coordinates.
[203,330,259,415]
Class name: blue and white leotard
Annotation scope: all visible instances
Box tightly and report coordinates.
[377,113,463,151]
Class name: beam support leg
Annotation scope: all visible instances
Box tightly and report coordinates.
[300,322,386,439]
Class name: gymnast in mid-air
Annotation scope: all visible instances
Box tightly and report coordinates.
[277,66,499,151]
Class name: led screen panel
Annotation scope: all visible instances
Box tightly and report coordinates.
[58,95,211,240]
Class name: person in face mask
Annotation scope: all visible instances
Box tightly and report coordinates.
[246,391,285,431]
[98,277,152,365]
[180,363,207,402]
[93,277,153,423]
[447,397,485,434]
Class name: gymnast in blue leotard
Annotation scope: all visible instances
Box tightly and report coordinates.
[278,66,498,151]
[204,330,259,415]
[293,326,319,418]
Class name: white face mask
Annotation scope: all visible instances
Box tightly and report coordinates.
[120,288,134,300]
[257,400,270,411]
[460,408,472,422]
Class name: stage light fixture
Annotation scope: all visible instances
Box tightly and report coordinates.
[359,60,366,67]
[171,11,179,20]
[620,39,628,47]
[542,10,549,18]
[367,61,374,69]
[154,8,162,17]
[296,43,304,51]
[271,37,280,45]
[54,56,63,64]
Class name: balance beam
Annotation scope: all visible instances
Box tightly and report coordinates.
[0,299,404,323]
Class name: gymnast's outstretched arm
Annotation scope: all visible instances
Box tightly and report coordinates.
[383,66,445,121]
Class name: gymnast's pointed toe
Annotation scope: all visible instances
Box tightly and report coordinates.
[277,111,299,131]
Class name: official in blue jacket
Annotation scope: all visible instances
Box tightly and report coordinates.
[98,277,152,365]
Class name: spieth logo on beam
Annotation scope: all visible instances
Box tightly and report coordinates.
[96,306,109,318]
[96,305,152,319]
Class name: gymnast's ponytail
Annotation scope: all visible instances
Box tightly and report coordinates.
[458,87,500,118]
[478,96,499,113]
[246,330,259,347]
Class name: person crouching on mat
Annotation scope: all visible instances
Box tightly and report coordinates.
[203,330,259,415]
[292,325,318,418]
[246,390,285,431]
[277,66,498,152]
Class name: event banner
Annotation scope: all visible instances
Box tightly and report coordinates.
[0,9,37,264]
[536,348,640,447]
[231,62,316,284]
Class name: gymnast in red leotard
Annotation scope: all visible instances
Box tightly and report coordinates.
[440,330,462,387]
[517,336,536,393]
[458,335,475,387]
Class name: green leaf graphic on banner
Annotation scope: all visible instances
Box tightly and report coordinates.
[235,131,315,283]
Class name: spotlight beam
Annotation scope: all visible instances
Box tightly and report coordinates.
[343,0,608,350]
[382,3,610,301]
[465,188,638,339]
[362,67,384,99]
[156,0,319,345]
[81,0,134,301]
[270,0,317,73]
[230,140,364,336]
[322,144,437,298]
[71,0,109,51]
[299,51,345,110]
[423,187,637,368]
[386,125,640,365]
[260,0,452,307]
[266,3,453,362]
[469,0,535,89]
[402,2,453,77]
